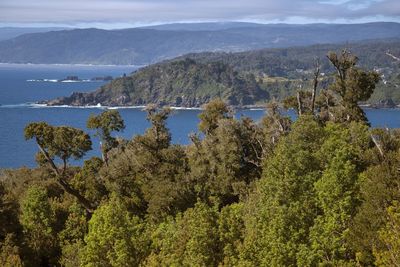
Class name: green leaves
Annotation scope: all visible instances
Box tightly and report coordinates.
[327,50,380,123]
[19,186,58,264]
[24,122,92,162]
[198,99,232,135]
[374,201,400,266]
[80,196,148,267]
[87,110,125,159]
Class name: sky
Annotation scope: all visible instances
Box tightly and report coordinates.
[0,0,399,28]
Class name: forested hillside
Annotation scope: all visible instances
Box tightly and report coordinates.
[47,59,267,107]
[47,39,400,107]
[2,51,400,266]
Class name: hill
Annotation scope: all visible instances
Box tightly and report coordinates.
[1,22,400,65]
[0,27,68,41]
[46,59,267,107]
[45,39,400,108]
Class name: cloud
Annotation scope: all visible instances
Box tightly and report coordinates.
[0,0,399,27]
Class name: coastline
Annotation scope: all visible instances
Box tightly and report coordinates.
[0,62,144,68]
[1,102,399,111]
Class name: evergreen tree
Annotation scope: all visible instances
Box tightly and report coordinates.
[80,196,149,267]
[87,110,125,164]
[19,186,58,266]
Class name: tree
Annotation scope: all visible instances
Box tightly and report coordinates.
[58,202,88,267]
[240,116,325,266]
[146,201,220,266]
[283,58,320,116]
[218,203,245,266]
[19,186,58,266]
[198,99,233,135]
[374,201,400,266]
[299,123,367,266]
[240,118,370,266]
[0,234,23,267]
[189,113,265,207]
[0,183,20,244]
[71,157,108,208]
[87,110,125,165]
[24,122,94,213]
[80,196,149,267]
[261,101,291,150]
[326,50,380,123]
[348,136,400,265]
[102,106,195,220]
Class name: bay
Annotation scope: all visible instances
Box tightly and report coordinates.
[0,64,399,168]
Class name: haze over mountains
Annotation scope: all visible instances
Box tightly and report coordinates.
[0,22,400,65]
[0,27,68,41]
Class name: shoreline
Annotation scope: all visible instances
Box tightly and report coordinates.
[1,102,399,111]
[0,62,145,68]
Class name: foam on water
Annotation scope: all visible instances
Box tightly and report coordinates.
[0,103,206,110]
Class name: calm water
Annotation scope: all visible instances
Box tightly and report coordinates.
[0,64,399,168]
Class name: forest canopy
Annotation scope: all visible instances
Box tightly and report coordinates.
[1,50,400,266]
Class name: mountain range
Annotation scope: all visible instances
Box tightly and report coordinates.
[1,22,400,65]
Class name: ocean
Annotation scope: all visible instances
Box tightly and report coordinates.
[0,64,399,168]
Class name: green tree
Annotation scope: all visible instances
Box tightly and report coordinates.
[0,182,20,244]
[0,234,23,267]
[146,201,220,266]
[24,122,94,213]
[240,116,325,266]
[198,99,233,135]
[299,122,368,266]
[348,132,400,265]
[71,157,108,207]
[189,117,264,206]
[102,106,195,219]
[80,196,149,267]
[87,110,125,164]
[19,185,58,266]
[374,201,400,266]
[58,202,88,267]
[326,50,380,123]
[218,203,245,266]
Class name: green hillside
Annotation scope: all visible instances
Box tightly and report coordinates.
[46,39,400,108]
[47,59,267,107]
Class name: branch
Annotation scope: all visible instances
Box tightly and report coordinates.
[57,177,95,213]
[311,58,320,114]
[297,91,303,116]
[371,134,384,158]
[37,140,95,213]
[36,141,60,176]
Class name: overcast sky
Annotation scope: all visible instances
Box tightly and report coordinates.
[1,0,399,28]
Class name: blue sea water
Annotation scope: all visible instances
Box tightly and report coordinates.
[0,64,399,168]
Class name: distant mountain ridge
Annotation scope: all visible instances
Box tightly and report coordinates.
[1,22,400,65]
[0,27,69,41]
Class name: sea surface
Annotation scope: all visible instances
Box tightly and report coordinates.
[0,64,399,168]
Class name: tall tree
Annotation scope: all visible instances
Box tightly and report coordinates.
[327,50,380,123]
[24,122,94,213]
[198,99,233,135]
[87,110,125,165]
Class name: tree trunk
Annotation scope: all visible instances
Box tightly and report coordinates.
[311,59,320,114]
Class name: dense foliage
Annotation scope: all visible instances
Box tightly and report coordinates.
[1,51,400,266]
